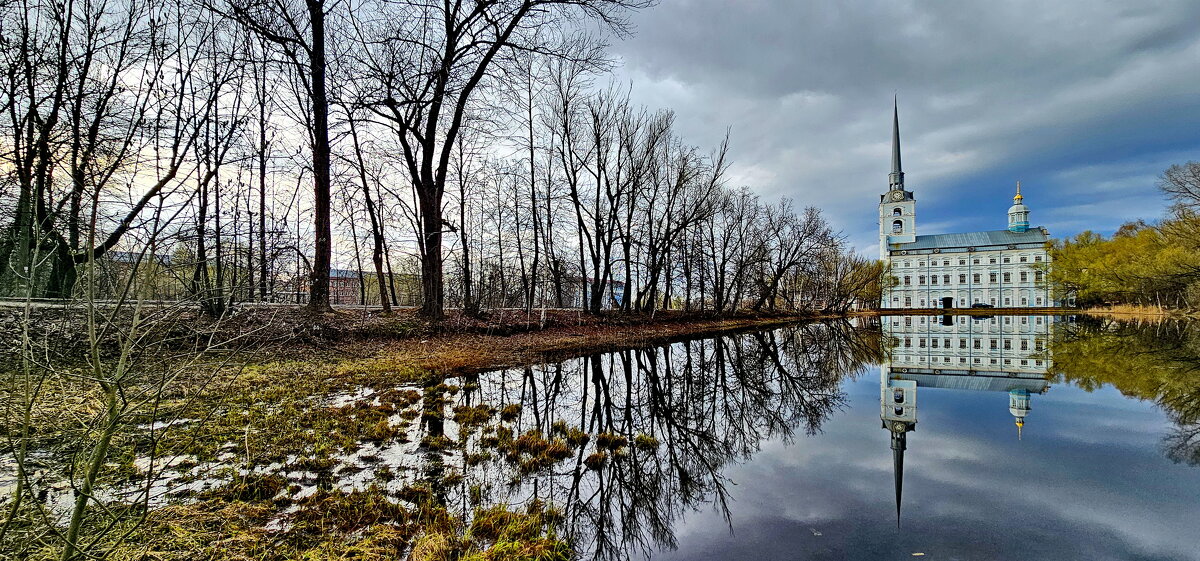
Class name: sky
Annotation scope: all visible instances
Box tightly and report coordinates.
[605,0,1200,252]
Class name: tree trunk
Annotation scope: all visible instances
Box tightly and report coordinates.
[418,184,444,319]
[306,0,332,313]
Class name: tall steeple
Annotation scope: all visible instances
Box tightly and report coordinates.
[889,97,904,191]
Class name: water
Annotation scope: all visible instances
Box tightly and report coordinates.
[433,315,1200,561]
[18,314,1192,559]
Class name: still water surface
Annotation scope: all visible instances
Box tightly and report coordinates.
[440,315,1200,561]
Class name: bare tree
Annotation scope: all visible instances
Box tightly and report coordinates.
[218,0,336,312]
[357,0,651,320]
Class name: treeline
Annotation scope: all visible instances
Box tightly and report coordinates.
[1050,162,1200,309]
[0,0,884,320]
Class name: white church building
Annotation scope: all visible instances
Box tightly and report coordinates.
[878,104,1054,309]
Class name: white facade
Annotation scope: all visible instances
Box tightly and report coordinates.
[885,249,1053,309]
[877,105,1054,309]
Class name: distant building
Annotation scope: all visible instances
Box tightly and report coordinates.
[286,268,421,306]
[879,103,1053,309]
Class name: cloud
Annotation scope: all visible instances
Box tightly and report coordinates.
[608,0,1200,251]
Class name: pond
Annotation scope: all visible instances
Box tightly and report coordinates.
[406,315,1200,561]
[10,314,1198,560]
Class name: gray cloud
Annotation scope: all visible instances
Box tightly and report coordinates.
[608,0,1200,251]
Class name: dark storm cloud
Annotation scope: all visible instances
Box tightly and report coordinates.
[608,0,1200,250]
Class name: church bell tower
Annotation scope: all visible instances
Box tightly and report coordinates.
[880,99,916,259]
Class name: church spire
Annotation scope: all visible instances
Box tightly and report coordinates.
[889,98,904,190]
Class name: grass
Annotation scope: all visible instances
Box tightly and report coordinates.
[1081,304,1189,319]
[3,310,817,560]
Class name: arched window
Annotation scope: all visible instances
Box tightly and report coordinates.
[892,219,903,233]
[892,207,903,216]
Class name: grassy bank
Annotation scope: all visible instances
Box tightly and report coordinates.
[3,308,827,560]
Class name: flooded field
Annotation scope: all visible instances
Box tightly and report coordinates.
[4,315,1199,560]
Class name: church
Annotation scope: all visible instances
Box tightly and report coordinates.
[878,104,1054,309]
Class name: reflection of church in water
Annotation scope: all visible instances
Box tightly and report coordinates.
[880,314,1054,523]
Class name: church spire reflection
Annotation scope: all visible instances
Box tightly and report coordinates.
[880,314,1055,526]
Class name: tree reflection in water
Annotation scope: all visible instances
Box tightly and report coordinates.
[1051,317,1200,466]
[414,320,883,560]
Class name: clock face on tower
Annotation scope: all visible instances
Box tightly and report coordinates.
[890,190,905,202]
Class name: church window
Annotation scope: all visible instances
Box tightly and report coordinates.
[989,273,997,283]
[1003,272,1011,282]
[892,220,903,233]
[903,276,911,285]
[959,274,966,284]
[943,274,950,284]
[973,273,981,283]
[892,207,903,216]
[1020,272,1028,282]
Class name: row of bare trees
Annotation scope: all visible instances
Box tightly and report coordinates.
[0,0,883,320]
